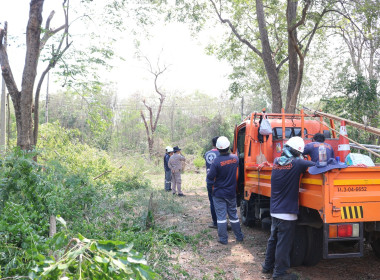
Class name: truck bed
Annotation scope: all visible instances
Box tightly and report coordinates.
[244,165,380,223]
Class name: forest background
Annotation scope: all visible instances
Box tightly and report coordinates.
[0,0,379,279]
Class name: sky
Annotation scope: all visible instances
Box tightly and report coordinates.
[0,1,232,100]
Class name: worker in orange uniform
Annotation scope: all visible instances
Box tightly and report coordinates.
[262,137,315,280]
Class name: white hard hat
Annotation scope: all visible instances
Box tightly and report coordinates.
[167,147,174,153]
[285,136,305,153]
[216,136,230,150]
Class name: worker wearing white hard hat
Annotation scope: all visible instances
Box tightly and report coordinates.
[164,146,174,191]
[207,136,244,244]
[215,136,230,149]
[262,137,315,279]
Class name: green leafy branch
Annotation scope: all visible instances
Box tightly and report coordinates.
[30,218,157,280]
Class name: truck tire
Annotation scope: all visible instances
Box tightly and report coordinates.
[371,238,380,258]
[240,199,255,227]
[290,225,307,267]
[303,226,323,266]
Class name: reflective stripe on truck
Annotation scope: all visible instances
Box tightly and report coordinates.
[341,206,363,220]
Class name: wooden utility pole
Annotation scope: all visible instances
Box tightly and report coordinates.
[307,109,380,137]
[241,96,244,120]
[0,21,8,153]
[45,72,49,123]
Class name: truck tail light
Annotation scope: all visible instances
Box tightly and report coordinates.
[352,224,359,237]
[329,223,359,238]
[338,224,352,237]
[329,225,337,238]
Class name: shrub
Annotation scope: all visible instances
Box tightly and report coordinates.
[0,124,156,278]
[0,149,52,276]
[0,123,195,279]
[193,155,205,169]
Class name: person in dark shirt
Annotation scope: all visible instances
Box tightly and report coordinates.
[207,136,244,245]
[303,133,334,162]
[204,136,220,228]
[262,137,315,280]
[164,146,173,191]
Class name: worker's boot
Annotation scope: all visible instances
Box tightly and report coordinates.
[273,272,298,280]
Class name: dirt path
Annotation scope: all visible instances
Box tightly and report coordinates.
[151,173,380,280]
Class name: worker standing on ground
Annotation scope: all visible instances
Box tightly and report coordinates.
[164,146,173,192]
[168,146,186,197]
[207,136,244,244]
[262,137,315,280]
[204,136,219,229]
[303,133,334,162]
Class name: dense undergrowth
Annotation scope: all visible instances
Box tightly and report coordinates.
[0,123,196,279]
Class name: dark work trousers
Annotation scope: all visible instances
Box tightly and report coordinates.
[164,170,172,191]
[262,217,296,278]
[207,183,217,226]
[213,196,244,244]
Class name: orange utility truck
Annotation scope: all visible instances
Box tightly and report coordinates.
[233,109,380,266]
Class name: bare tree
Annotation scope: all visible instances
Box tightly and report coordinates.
[335,0,380,80]
[140,55,168,158]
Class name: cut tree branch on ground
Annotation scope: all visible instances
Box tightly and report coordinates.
[93,165,123,180]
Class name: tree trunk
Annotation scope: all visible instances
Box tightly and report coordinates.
[148,138,154,158]
[288,56,304,113]
[285,0,298,113]
[0,22,7,154]
[256,0,282,113]
[6,93,10,146]
[286,0,316,113]
[49,215,56,237]
[20,0,45,150]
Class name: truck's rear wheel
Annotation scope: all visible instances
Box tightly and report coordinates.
[240,199,255,227]
[303,226,323,266]
[290,225,307,267]
[371,238,380,258]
